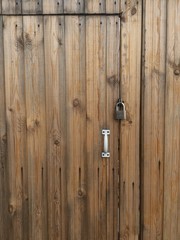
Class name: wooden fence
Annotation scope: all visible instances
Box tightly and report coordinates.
[0,0,180,239]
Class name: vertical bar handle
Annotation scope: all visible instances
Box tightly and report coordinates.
[104,133,108,152]
[102,129,110,158]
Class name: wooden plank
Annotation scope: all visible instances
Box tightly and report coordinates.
[23,16,46,240]
[86,16,98,240]
[141,0,166,239]
[43,0,63,14]
[120,1,142,239]
[0,0,124,14]
[64,0,84,13]
[106,16,120,240]
[44,15,67,240]
[164,0,180,239]
[2,0,21,14]
[85,0,106,13]
[65,16,87,240]
[95,16,107,240]
[3,16,26,240]
[106,0,120,14]
[86,16,115,240]
[22,0,42,14]
[0,16,7,240]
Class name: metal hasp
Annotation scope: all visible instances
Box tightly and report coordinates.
[102,129,110,158]
[115,98,126,120]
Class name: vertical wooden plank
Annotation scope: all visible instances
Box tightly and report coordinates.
[106,16,120,240]
[65,16,87,240]
[3,16,26,240]
[44,15,67,240]
[164,0,180,239]
[23,16,46,240]
[2,0,21,14]
[141,0,166,239]
[86,16,98,240]
[64,0,85,13]
[22,0,42,14]
[86,16,109,240]
[85,0,106,13]
[106,0,120,14]
[96,16,107,240]
[120,1,142,239]
[43,0,63,14]
[0,0,2,13]
[0,16,7,240]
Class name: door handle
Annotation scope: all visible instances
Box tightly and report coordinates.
[102,129,110,158]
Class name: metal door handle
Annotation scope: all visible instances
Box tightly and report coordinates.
[102,129,110,158]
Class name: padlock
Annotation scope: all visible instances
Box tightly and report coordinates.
[115,99,126,120]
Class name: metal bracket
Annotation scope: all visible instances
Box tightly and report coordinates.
[102,129,110,158]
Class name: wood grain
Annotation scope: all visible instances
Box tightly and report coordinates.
[85,0,106,13]
[23,16,47,240]
[164,0,180,239]
[0,0,123,14]
[86,16,98,240]
[0,15,7,240]
[106,0,120,14]
[44,15,66,240]
[0,2,179,240]
[3,16,26,240]
[86,16,107,240]
[64,0,84,13]
[120,1,142,239]
[141,0,166,239]
[43,0,63,14]
[2,0,21,14]
[22,0,42,14]
[65,16,87,240]
[106,15,120,240]
[86,16,120,240]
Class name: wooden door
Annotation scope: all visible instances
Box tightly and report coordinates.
[0,1,142,240]
[2,15,120,240]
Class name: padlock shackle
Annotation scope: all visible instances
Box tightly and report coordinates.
[116,101,126,111]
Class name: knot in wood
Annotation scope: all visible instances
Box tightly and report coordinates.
[131,7,137,15]
[78,189,85,198]
[174,69,180,76]
[73,98,80,107]
[107,75,118,87]
[2,134,7,143]
[54,139,60,146]
[8,107,13,112]
[8,204,15,215]
[35,119,40,127]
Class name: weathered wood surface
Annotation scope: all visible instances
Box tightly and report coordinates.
[65,16,87,240]
[1,0,121,14]
[141,0,166,239]
[0,1,180,240]
[0,15,121,239]
[3,16,26,240]
[44,15,66,240]
[0,15,7,240]
[106,15,120,240]
[24,16,47,240]
[163,0,180,239]
[119,1,142,239]
[2,0,21,14]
